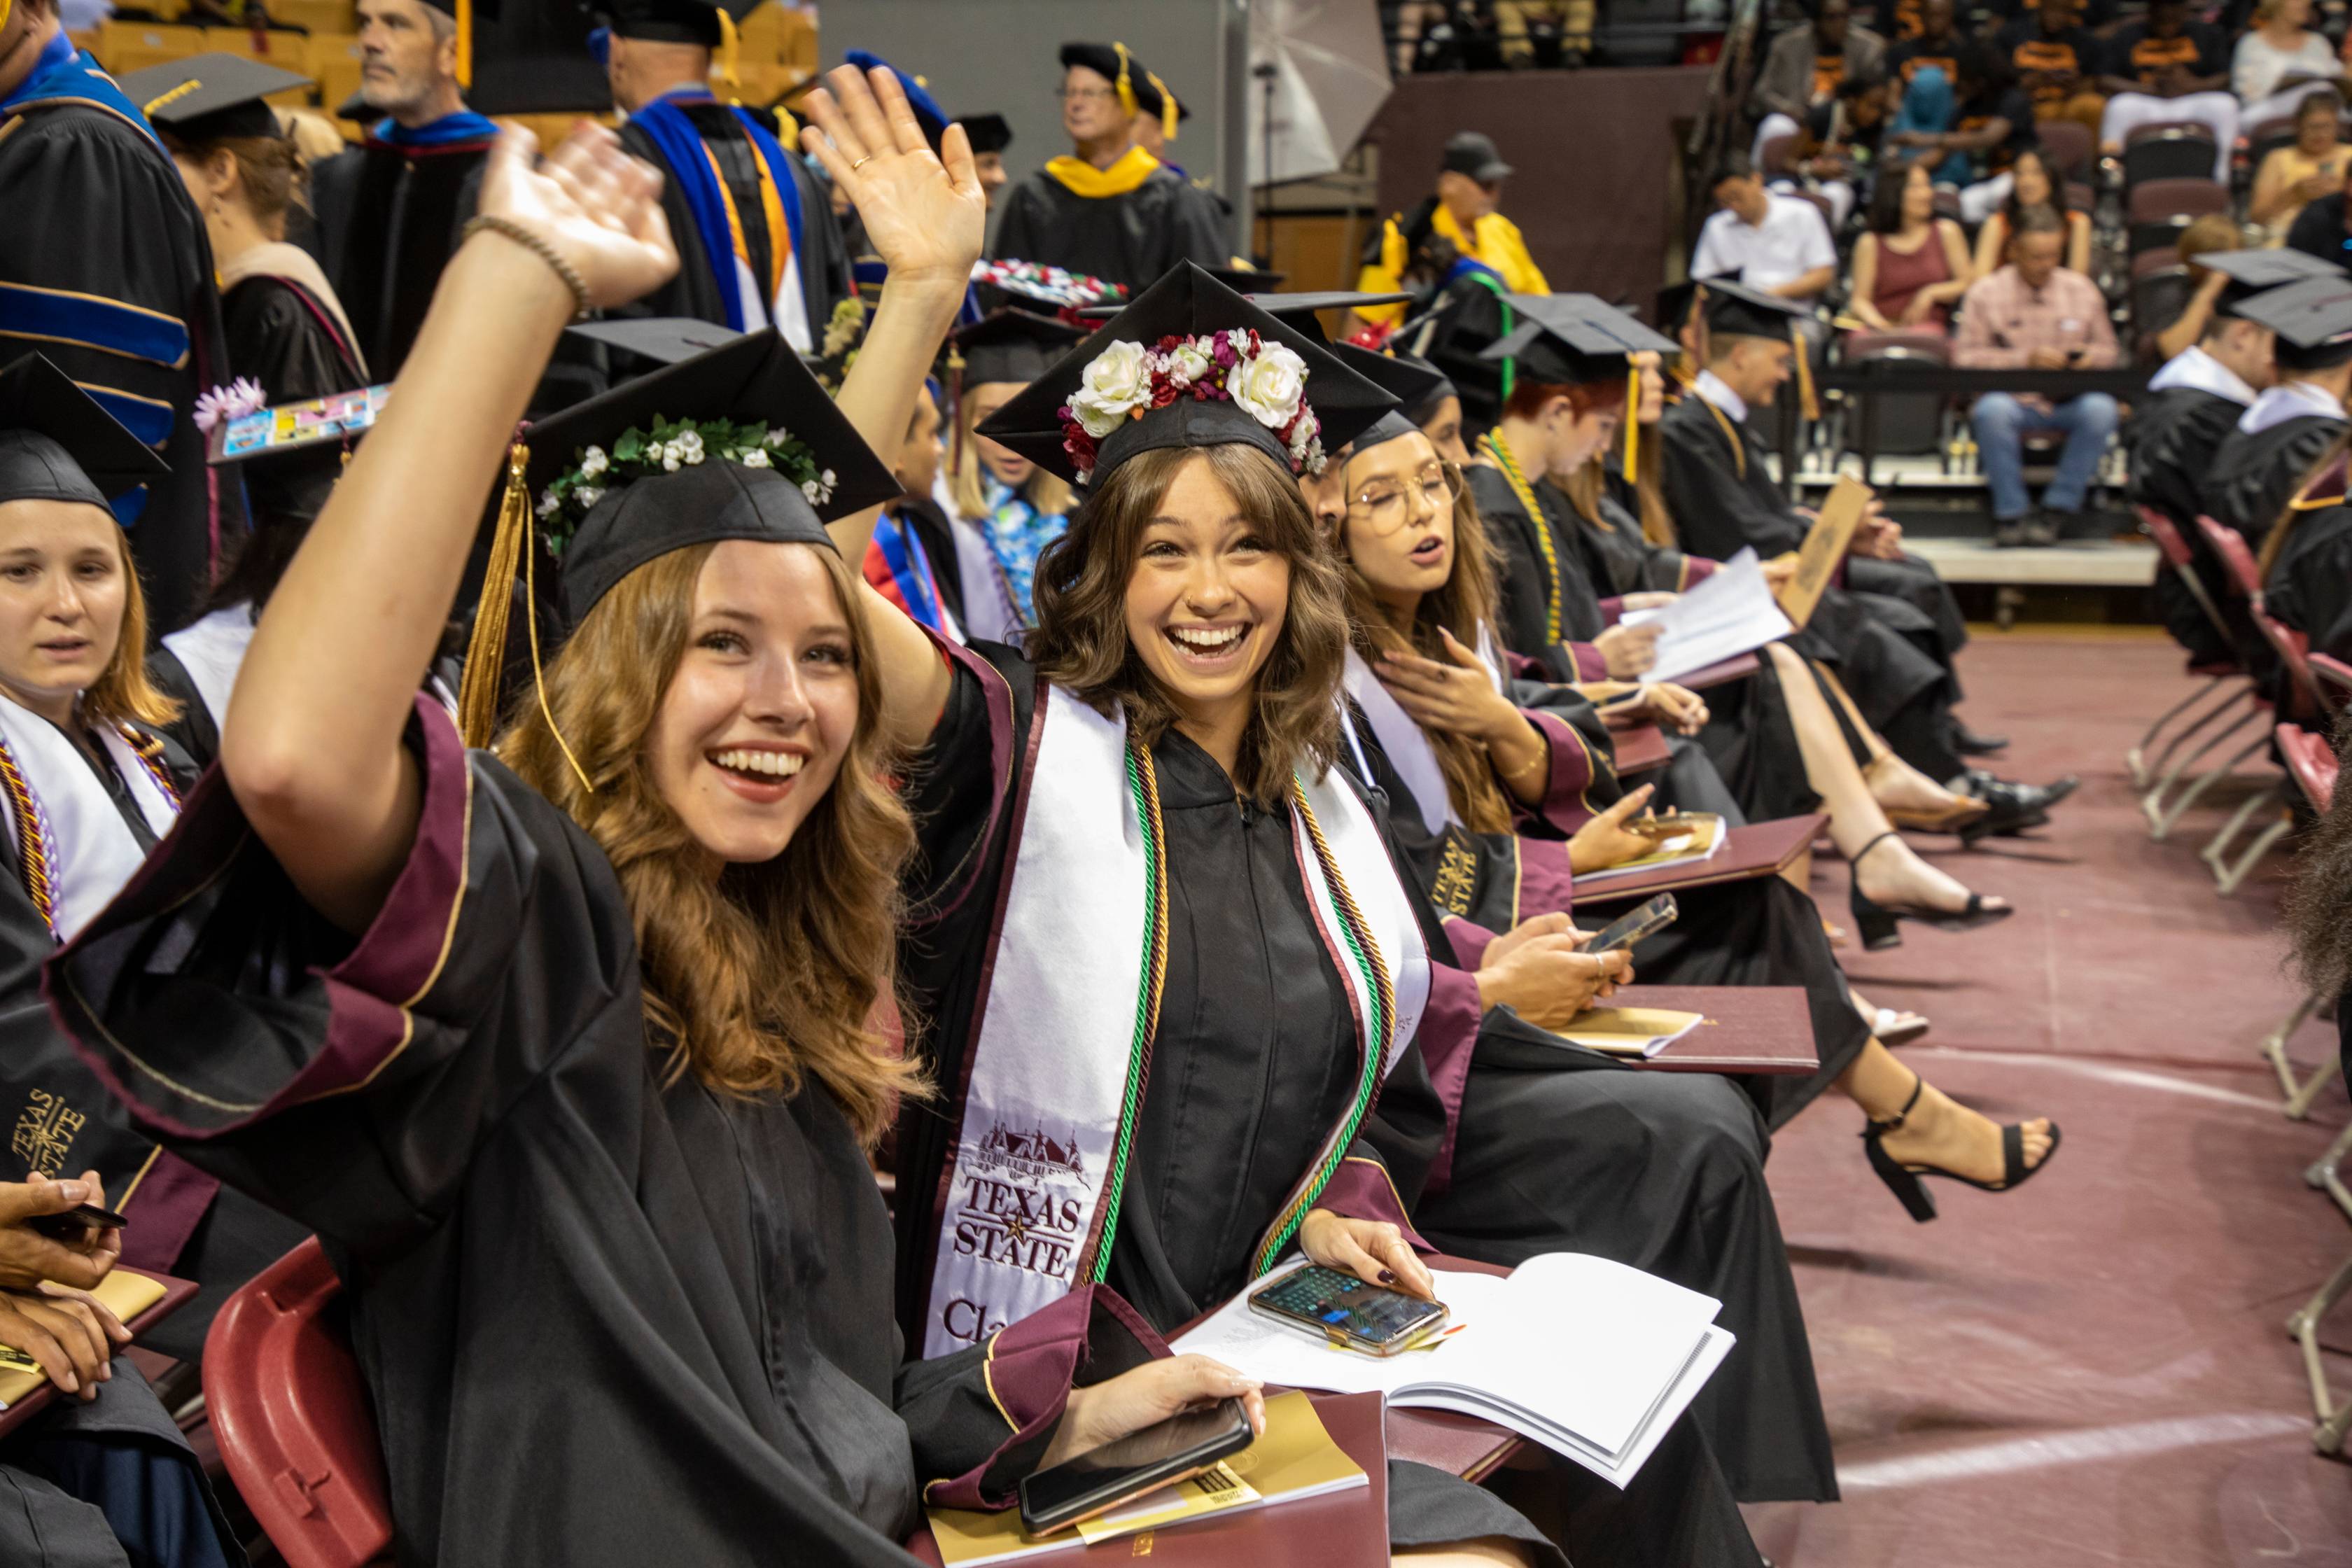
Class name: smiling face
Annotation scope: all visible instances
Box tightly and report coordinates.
[0,498,129,724]
[1336,432,1455,612]
[645,540,858,867]
[1122,454,1292,733]
[965,382,1035,489]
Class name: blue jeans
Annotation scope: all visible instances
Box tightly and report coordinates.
[1970,391,2118,522]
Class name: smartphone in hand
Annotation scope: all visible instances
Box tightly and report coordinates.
[1017,1397,1255,1536]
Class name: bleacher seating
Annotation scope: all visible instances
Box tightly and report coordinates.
[2127,176,2229,260]
[2121,121,2220,188]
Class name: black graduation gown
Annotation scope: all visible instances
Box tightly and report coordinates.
[2203,412,2347,550]
[0,719,304,1361]
[222,273,366,519]
[894,645,1760,1567]
[1338,706,1842,1502]
[312,137,489,382]
[988,167,1228,294]
[1466,465,1610,683]
[0,97,239,634]
[2263,503,2352,665]
[2127,386,2252,667]
[615,111,851,348]
[49,701,1156,1564]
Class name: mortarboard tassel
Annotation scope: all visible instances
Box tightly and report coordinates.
[454,0,472,90]
[715,8,741,103]
[1147,69,1177,141]
[462,444,594,793]
[1111,42,1139,119]
[1622,363,1639,484]
[1790,321,1818,424]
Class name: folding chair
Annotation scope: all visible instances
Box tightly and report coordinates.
[2286,1213,2352,1455]
[2141,517,2279,840]
[204,1238,394,1568]
[2129,508,2252,790]
[2197,522,2332,890]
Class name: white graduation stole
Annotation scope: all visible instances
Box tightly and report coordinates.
[921,682,1432,1357]
[159,604,256,731]
[1337,631,1509,837]
[0,690,178,941]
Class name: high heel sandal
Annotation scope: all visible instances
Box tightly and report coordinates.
[1865,757,1992,834]
[1847,830,2013,952]
[1860,1074,2062,1223]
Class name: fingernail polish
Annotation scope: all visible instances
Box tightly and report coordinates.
[1378,1270,1396,1284]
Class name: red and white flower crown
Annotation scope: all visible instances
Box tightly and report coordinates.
[1056,329,1326,483]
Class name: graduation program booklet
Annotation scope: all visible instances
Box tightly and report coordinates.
[1773,475,1871,629]
[1571,811,1727,883]
[1170,1253,1734,1488]
[923,1390,1368,1565]
[1550,1007,1707,1058]
[0,1270,169,1408]
[1618,549,1793,684]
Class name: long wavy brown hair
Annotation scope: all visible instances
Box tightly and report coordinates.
[1029,444,1348,806]
[2287,711,2352,1004]
[90,526,178,732]
[1331,443,1514,832]
[498,540,925,1143]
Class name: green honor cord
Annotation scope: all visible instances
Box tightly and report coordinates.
[1086,742,1167,1284]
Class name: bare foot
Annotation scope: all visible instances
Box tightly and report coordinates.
[1864,753,1975,817]
[1872,1077,2055,1186]
[1852,833,2010,918]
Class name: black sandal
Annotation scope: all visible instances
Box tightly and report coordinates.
[1847,830,2014,951]
[1861,1074,2063,1223]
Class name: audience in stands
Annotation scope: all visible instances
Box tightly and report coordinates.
[1996,0,2110,135]
[1955,209,2121,547]
[1893,45,2037,221]
[2252,87,2348,241]
[1693,153,1837,303]
[1849,157,1973,332]
[1885,0,1965,97]
[2096,0,2238,176]
[1970,146,2094,279]
[1778,70,1891,230]
[2203,282,2352,550]
[2153,213,2255,364]
[2232,0,2345,124]
[1751,0,1887,166]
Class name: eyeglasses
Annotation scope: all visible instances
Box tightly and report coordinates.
[1345,461,1459,535]
[1056,85,1121,104]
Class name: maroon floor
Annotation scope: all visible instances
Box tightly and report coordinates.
[1745,634,2352,1566]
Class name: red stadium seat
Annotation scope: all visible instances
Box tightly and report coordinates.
[2037,118,2094,185]
[2278,722,2339,813]
[204,1238,394,1568]
[2127,506,2251,790]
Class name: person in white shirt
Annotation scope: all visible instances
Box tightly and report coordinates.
[1691,153,1837,302]
[2233,0,2346,127]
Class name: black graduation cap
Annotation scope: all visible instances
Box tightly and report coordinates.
[604,0,759,47]
[953,309,1090,388]
[1205,265,1286,293]
[1387,349,1457,425]
[1332,343,1453,450]
[118,53,310,143]
[1480,294,1677,386]
[1657,275,1735,335]
[1699,277,1808,340]
[844,51,950,151]
[1074,290,1408,338]
[1058,41,1182,137]
[514,328,898,625]
[976,262,1396,487]
[566,317,745,369]
[958,112,1012,155]
[2230,277,2352,371]
[0,354,169,510]
[2195,249,2348,318]
[1129,64,1190,132]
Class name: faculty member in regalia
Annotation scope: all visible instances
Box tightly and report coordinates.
[310,0,498,380]
[988,41,1228,295]
[0,0,243,633]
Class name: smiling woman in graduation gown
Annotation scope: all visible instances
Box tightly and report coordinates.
[51,106,1249,1568]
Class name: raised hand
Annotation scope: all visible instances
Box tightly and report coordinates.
[475,122,678,311]
[799,64,986,288]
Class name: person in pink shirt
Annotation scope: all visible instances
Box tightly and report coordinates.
[1954,207,2120,546]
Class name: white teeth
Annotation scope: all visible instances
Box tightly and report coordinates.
[711,749,806,778]
[1169,625,1245,650]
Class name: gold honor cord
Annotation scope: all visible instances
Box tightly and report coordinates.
[1480,428,1563,644]
[1111,41,1138,118]
[1145,69,1177,140]
[141,79,202,118]
[1623,364,1640,483]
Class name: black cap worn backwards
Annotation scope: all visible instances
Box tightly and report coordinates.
[2194,248,2348,318]
[953,309,1091,389]
[957,112,1012,155]
[1698,277,1809,341]
[603,0,759,46]
[519,328,897,626]
[2230,277,2352,372]
[0,354,169,510]
[1481,294,1677,386]
[1441,131,1512,183]
[1333,343,1456,450]
[118,52,311,142]
[976,262,1396,487]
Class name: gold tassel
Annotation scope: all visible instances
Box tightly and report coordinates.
[458,443,529,749]
[1147,69,1177,141]
[1791,322,1818,424]
[715,8,741,103]
[2,4,15,38]
[521,491,592,795]
[1112,41,1138,118]
[454,0,472,90]
[1622,365,1640,483]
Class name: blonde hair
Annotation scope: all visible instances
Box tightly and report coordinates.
[497,540,925,1142]
[950,390,1074,524]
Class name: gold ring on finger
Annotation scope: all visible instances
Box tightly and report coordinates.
[851,154,874,170]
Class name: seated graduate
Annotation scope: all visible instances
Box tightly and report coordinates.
[2256,435,2352,666]
[0,1174,244,1568]
[857,245,1761,1553]
[2202,272,2352,550]
[934,308,1087,645]
[50,106,1276,1566]
[1317,362,2055,1211]
[0,354,306,1360]
[1655,279,2078,825]
[2127,248,2291,669]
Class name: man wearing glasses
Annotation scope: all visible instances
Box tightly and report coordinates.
[989,41,1229,293]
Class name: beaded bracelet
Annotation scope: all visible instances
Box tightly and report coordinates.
[461,214,592,320]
